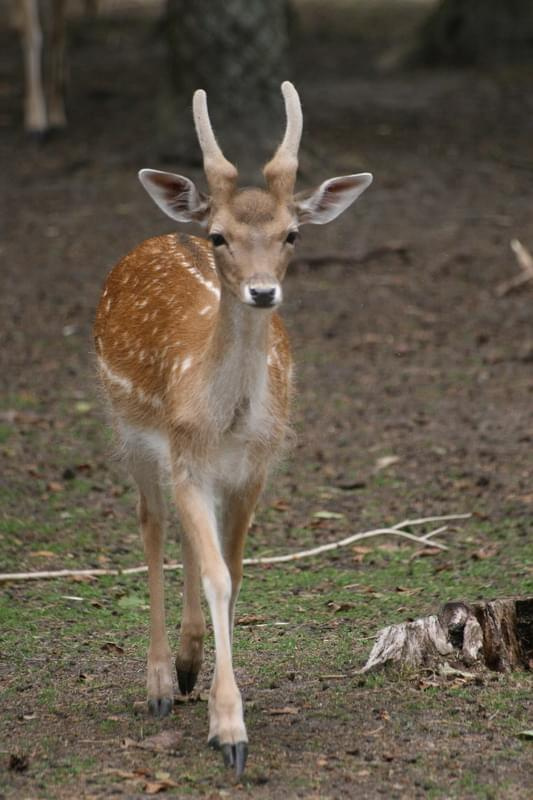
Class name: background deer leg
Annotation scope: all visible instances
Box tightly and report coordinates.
[47,0,67,129]
[129,456,173,718]
[21,0,47,135]
[173,477,247,776]
[175,534,206,695]
[222,477,265,639]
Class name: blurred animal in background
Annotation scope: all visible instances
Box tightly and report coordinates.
[14,0,98,136]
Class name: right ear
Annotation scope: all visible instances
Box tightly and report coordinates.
[138,169,210,226]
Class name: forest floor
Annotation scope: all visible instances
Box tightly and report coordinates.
[0,3,532,799]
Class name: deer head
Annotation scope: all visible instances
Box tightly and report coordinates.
[139,82,372,310]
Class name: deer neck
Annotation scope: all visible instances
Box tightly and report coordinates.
[203,282,271,430]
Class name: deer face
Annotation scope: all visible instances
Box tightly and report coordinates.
[205,188,296,308]
[139,83,373,310]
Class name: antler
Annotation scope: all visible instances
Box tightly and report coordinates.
[263,81,303,199]
[192,89,237,200]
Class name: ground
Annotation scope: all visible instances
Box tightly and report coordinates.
[0,3,532,799]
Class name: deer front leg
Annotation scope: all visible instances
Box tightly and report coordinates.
[175,534,206,695]
[173,478,247,777]
[130,459,173,718]
[222,477,265,639]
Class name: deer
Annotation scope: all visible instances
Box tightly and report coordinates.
[18,0,98,136]
[93,81,372,778]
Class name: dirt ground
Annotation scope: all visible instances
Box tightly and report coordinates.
[0,3,532,799]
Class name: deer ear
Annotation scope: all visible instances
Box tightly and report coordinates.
[294,173,372,225]
[138,169,210,226]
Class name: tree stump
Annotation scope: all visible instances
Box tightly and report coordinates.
[362,598,533,674]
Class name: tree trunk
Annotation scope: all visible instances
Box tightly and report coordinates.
[160,0,290,175]
[417,0,533,65]
[362,597,533,674]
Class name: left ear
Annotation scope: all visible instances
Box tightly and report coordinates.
[138,169,210,226]
[294,173,373,225]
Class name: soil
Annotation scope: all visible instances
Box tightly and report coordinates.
[0,3,532,799]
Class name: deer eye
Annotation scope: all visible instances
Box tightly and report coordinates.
[285,230,299,245]
[209,233,227,247]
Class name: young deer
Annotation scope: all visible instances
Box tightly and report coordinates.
[94,82,372,777]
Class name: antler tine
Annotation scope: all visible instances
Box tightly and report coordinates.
[263,81,303,197]
[192,89,237,196]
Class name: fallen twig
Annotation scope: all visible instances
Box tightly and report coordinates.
[496,239,533,296]
[0,514,470,583]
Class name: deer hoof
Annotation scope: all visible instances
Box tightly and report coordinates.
[148,696,173,718]
[220,741,248,778]
[177,667,199,696]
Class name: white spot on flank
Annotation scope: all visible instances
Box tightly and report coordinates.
[139,298,148,308]
[199,305,212,316]
[180,356,192,375]
[106,299,112,312]
[185,265,220,298]
[137,387,163,409]
[98,357,132,395]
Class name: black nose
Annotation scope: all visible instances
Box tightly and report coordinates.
[250,287,276,308]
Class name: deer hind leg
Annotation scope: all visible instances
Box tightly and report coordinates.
[21,0,47,134]
[129,454,173,718]
[47,0,67,129]
[175,534,206,695]
[172,476,247,777]
[222,476,265,640]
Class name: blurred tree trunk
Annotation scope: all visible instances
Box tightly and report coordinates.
[160,0,290,175]
[417,0,533,65]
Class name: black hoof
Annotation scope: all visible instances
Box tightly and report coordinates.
[208,735,220,750]
[148,696,173,718]
[177,667,199,696]
[220,741,248,778]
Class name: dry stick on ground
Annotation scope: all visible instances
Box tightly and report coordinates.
[495,238,533,296]
[361,597,533,674]
[0,513,471,582]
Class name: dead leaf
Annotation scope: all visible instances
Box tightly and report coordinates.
[268,706,299,716]
[29,550,55,558]
[101,641,125,655]
[327,601,357,612]
[312,510,345,520]
[409,547,441,561]
[352,546,372,555]
[272,499,290,511]
[136,731,182,753]
[472,544,499,560]
[235,614,266,625]
[144,779,178,794]
[47,481,64,493]
[374,455,400,472]
[8,753,29,772]
[395,586,423,595]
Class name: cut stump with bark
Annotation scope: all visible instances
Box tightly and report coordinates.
[361,597,533,674]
